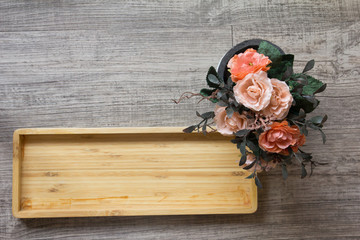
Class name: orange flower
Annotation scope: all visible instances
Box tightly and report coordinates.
[227,48,272,82]
[259,121,306,155]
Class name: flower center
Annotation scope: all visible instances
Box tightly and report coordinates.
[248,62,253,66]
[247,86,260,99]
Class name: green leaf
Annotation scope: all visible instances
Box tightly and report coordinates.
[301,164,307,179]
[255,176,263,188]
[183,125,196,133]
[200,88,218,103]
[319,128,326,144]
[247,140,260,156]
[208,74,220,86]
[239,154,247,166]
[303,59,315,73]
[290,93,320,113]
[240,141,246,155]
[202,119,207,135]
[235,129,250,137]
[243,160,256,170]
[257,41,282,64]
[310,116,324,125]
[314,83,327,94]
[200,111,215,119]
[245,172,255,179]
[282,165,288,180]
[290,74,325,96]
[206,66,222,88]
[267,54,294,80]
[226,107,234,119]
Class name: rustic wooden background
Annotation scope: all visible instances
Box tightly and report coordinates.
[1,0,359,239]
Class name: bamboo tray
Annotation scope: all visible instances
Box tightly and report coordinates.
[12,128,257,218]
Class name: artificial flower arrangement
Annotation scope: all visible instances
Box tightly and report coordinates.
[174,40,327,188]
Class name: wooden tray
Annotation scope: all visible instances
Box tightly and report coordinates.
[12,128,257,218]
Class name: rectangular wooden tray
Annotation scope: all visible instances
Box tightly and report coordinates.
[12,128,257,218]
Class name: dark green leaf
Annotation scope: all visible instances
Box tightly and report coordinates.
[321,114,328,125]
[282,66,294,81]
[255,176,263,188]
[201,111,215,119]
[202,120,207,135]
[217,100,228,107]
[314,83,327,94]
[301,164,307,179]
[310,116,324,125]
[267,54,294,79]
[239,154,247,166]
[206,66,222,88]
[208,74,220,86]
[240,141,246,155]
[183,125,196,133]
[300,125,308,136]
[247,140,260,156]
[243,160,256,170]
[196,111,201,118]
[226,107,234,119]
[303,59,315,73]
[257,41,282,64]
[245,172,255,179]
[200,88,218,103]
[290,93,320,113]
[319,128,326,144]
[282,165,288,180]
[235,129,250,137]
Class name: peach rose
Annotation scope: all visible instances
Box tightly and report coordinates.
[261,78,293,120]
[227,48,272,82]
[214,106,249,136]
[233,71,273,111]
[243,153,278,172]
[259,121,306,155]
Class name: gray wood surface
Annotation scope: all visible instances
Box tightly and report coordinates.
[1,0,359,239]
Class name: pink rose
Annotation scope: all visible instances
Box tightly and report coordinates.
[214,106,249,136]
[227,49,272,82]
[233,71,273,111]
[261,78,293,120]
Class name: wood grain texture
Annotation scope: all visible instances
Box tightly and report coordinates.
[0,0,359,239]
[12,128,257,218]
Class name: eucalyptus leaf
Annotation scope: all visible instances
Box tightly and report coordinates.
[206,66,222,88]
[201,111,215,119]
[303,59,315,73]
[255,176,263,188]
[183,125,196,133]
[226,107,234,119]
[310,115,324,125]
[240,140,246,155]
[314,83,327,94]
[319,128,326,144]
[245,172,255,179]
[243,160,256,170]
[239,154,247,166]
[282,165,288,180]
[235,129,250,137]
[301,164,307,179]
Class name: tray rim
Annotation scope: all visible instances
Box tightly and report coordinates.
[12,127,257,218]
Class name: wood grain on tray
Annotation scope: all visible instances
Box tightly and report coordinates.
[12,128,257,218]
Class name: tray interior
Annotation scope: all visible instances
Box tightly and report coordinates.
[13,128,257,218]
